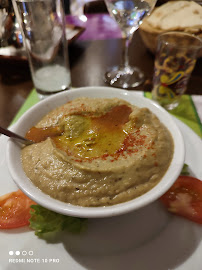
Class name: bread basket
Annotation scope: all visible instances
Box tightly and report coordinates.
[139,1,202,57]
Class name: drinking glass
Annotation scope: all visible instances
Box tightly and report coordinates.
[152,31,202,110]
[12,0,71,100]
[104,0,157,88]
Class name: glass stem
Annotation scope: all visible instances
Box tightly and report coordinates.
[122,34,132,69]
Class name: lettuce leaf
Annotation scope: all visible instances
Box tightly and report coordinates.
[181,164,190,176]
[29,205,87,237]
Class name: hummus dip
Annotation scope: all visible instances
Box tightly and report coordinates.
[21,97,174,207]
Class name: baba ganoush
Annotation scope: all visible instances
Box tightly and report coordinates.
[21,97,174,207]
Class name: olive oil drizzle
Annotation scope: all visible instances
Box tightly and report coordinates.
[25,105,133,160]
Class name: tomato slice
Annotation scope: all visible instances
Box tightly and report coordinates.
[0,189,37,229]
[160,176,202,224]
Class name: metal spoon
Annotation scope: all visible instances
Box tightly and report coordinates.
[0,126,34,145]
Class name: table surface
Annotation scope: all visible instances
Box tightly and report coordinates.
[0,30,202,128]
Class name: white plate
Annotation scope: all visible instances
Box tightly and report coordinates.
[0,116,201,270]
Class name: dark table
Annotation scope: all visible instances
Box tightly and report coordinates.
[0,31,201,128]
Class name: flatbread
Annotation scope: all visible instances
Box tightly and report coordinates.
[146,1,202,32]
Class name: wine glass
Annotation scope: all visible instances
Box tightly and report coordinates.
[104,0,157,88]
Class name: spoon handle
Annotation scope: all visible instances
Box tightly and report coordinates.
[0,126,33,145]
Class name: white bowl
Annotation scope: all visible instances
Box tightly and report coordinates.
[6,87,185,218]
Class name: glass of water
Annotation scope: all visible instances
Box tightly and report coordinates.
[12,0,71,99]
[104,0,157,88]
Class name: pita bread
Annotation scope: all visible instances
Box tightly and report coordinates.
[139,1,202,56]
[146,1,202,32]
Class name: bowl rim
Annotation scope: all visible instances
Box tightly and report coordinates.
[6,86,185,218]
